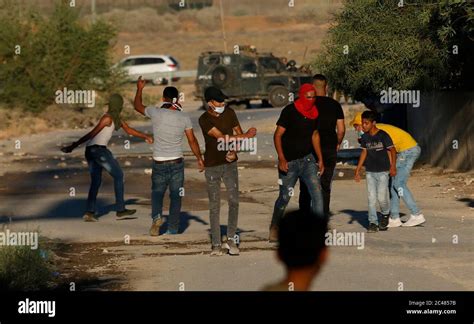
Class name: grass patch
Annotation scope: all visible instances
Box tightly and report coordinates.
[0,244,54,290]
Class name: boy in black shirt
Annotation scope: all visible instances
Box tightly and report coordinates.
[355,111,397,233]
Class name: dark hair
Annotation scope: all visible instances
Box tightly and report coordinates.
[312,74,327,83]
[278,209,328,269]
[361,110,378,122]
[163,86,179,102]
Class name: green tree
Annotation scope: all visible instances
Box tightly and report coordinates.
[0,0,123,112]
[313,0,473,101]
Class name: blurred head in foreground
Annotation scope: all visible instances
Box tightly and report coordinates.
[263,209,329,291]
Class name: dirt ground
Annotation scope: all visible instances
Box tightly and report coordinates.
[1,118,472,290]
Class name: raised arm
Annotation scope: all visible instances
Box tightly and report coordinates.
[134,76,146,116]
[61,115,112,153]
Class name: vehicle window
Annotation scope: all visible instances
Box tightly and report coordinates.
[121,59,136,67]
[135,57,165,65]
[155,58,166,64]
[169,56,179,65]
[259,57,282,70]
[203,56,220,65]
[241,60,257,73]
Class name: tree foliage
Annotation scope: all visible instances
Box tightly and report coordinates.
[0,0,122,112]
[313,0,474,101]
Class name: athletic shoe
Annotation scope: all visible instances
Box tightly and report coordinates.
[222,238,240,256]
[402,214,426,227]
[210,245,224,257]
[149,217,164,236]
[163,229,178,235]
[379,214,389,231]
[269,225,279,243]
[367,223,379,233]
[116,209,136,217]
[387,217,403,228]
[83,212,98,222]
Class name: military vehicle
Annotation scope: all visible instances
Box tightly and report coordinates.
[194,46,313,109]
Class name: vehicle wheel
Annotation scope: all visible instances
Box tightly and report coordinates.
[151,77,164,85]
[211,66,232,88]
[268,86,289,108]
[228,100,248,111]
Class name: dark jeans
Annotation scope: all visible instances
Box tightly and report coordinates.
[85,145,125,213]
[299,148,337,217]
[204,162,239,247]
[151,160,185,232]
[271,154,324,227]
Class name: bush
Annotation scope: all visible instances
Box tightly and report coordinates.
[0,245,53,290]
[0,0,121,112]
[313,0,474,101]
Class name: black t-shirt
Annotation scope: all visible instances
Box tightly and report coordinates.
[316,96,344,150]
[360,129,394,172]
[199,108,240,167]
[276,104,319,161]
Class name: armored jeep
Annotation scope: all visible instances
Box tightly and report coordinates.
[194,47,313,108]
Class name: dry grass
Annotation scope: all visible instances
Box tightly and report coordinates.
[1,1,344,138]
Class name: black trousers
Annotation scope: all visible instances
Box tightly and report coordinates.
[299,148,337,217]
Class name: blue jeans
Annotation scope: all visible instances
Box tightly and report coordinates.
[85,145,125,213]
[271,154,324,226]
[390,145,421,219]
[151,160,184,232]
[366,171,390,225]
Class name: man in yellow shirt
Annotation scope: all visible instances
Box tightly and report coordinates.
[350,112,425,227]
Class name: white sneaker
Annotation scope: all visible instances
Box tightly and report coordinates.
[387,217,402,228]
[402,214,426,227]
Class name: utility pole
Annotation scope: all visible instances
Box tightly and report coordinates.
[91,0,97,23]
[218,0,227,53]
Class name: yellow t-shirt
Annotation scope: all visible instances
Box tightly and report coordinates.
[377,124,417,153]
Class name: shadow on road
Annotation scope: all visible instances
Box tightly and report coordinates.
[0,198,142,223]
[457,197,474,208]
[156,212,209,235]
[339,209,369,229]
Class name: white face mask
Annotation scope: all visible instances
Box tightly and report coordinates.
[210,103,225,114]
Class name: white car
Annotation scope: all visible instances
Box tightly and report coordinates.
[118,55,180,85]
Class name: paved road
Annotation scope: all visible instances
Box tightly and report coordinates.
[0,104,472,291]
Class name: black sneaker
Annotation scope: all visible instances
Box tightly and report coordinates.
[379,214,389,231]
[116,208,137,217]
[367,223,379,233]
